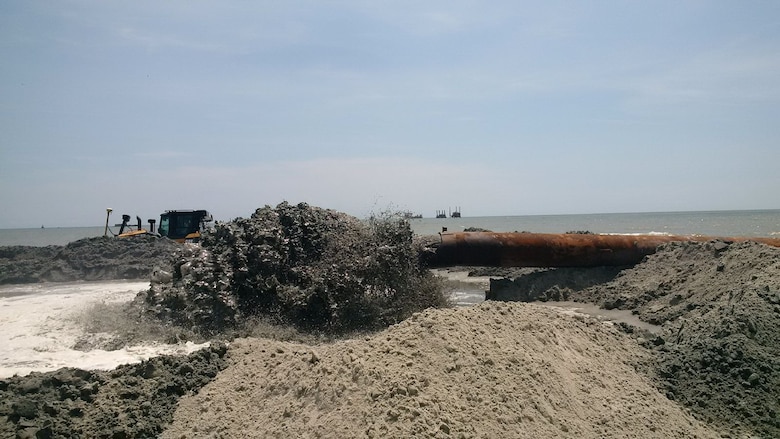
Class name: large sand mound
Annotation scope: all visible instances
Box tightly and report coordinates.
[163,302,719,438]
[473,240,780,437]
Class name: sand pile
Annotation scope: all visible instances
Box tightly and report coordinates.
[163,302,719,439]
[581,240,780,437]
[480,240,780,438]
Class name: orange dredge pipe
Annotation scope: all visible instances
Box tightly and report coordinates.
[430,232,780,267]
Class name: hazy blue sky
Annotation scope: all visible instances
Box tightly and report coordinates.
[2,1,779,227]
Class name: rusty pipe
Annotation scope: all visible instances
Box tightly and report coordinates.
[428,232,780,268]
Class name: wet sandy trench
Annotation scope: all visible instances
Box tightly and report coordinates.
[433,268,662,333]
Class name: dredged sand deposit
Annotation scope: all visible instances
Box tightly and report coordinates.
[163,302,719,439]
[2,205,779,438]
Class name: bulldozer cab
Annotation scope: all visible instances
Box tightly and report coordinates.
[158,210,213,243]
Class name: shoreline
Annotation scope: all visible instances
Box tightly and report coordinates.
[3,208,780,247]
[2,223,780,437]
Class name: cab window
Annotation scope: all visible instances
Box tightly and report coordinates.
[159,217,170,237]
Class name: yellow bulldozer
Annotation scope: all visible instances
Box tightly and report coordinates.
[106,209,213,243]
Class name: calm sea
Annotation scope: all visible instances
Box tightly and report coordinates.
[408,209,780,237]
[1,210,779,247]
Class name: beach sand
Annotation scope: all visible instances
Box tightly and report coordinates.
[0,281,209,378]
[1,235,779,437]
[162,302,719,439]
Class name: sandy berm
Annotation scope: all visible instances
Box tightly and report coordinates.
[162,301,720,439]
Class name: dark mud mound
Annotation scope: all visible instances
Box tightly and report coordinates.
[0,235,179,284]
[136,202,448,335]
[580,240,780,437]
[488,241,780,437]
[0,343,228,439]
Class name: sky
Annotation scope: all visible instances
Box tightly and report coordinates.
[1,1,779,228]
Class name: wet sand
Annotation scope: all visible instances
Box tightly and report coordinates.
[2,222,780,437]
[0,281,208,378]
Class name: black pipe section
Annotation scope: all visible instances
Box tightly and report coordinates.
[427,232,780,268]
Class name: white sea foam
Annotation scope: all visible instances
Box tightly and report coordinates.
[0,281,209,378]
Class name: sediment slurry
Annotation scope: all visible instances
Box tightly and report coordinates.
[163,302,720,439]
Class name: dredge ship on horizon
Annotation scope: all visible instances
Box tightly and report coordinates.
[435,207,461,218]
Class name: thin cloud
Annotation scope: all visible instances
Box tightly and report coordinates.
[116,27,225,52]
[628,49,780,105]
[132,150,190,160]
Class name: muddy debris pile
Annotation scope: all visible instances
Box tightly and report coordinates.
[589,240,780,438]
[0,343,228,439]
[484,240,780,438]
[136,202,448,335]
[0,235,178,284]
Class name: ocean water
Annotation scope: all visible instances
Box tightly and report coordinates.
[0,226,107,247]
[1,210,779,247]
[408,209,780,237]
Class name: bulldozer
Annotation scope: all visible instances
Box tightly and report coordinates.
[156,209,213,243]
[107,209,213,243]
